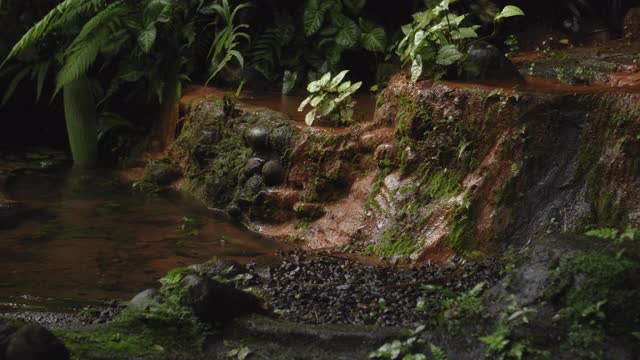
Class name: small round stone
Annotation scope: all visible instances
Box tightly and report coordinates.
[262,160,286,186]
[242,157,266,178]
[246,127,269,151]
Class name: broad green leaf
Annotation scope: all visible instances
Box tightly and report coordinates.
[414,30,426,48]
[495,5,524,21]
[359,19,386,52]
[138,27,157,53]
[337,80,352,92]
[143,0,172,28]
[334,15,359,48]
[401,24,413,36]
[298,95,313,111]
[304,0,333,35]
[452,27,478,40]
[318,98,337,116]
[343,0,366,14]
[310,93,326,106]
[411,55,423,82]
[282,70,297,94]
[305,108,317,126]
[337,81,361,101]
[329,70,349,90]
[436,44,463,66]
[316,72,332,87]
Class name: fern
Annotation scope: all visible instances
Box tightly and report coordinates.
[56,1,129,92]
[249,13,294,80]
[1,0,102,67]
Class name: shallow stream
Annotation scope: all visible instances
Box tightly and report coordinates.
[0,154,282,313]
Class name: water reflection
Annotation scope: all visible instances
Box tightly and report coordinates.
[0,166,282,312]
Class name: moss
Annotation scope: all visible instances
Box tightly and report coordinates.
[366,169,389,211]
[421,168,464,202]
[545,249,640,352]
[368,228,419,257]
[447,191,479,256]
[495,174,518,208]
[53,312,207,360]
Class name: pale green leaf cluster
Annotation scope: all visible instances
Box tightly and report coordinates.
[396,0,524,82]
[298,70,362,126]
[205,0,252,84]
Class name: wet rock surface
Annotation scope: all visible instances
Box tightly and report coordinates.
[465,44,524,82]
[128,289,163,311]
[180,275,264,323]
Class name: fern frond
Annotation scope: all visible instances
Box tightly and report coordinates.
[248,13,294,76]
[56,27,111,92]
[68,0,128,50]
[1,67,30,107]
[56,1,129,91]
[2,0,98,67]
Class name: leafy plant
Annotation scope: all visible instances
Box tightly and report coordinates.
[2,0,226,167]
[298,70,362,126]
[396,0,524,82]
[248,0,389,93]
[205,0,252,84]
[368,325,426,360]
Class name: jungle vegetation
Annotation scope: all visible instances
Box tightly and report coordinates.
[0,0,628,167]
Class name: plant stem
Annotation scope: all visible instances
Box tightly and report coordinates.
[63,75,98,169]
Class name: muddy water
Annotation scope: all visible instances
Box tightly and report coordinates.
[181,86,378,124]
[0,166,283,312]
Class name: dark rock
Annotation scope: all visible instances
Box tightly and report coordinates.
[268,125,296,155]
[464,44,524,82]
[239,175,266,204]
[128,288,163,311]
[226,203,242,218]
[0,200,21,229]
[242,157,266,178]
[143,159,181,186]
[262,160,286,186]
[179,275,264,323]
[5,324,69,360]
[245,127,269,151]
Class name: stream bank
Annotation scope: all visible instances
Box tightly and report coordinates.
[2,39,640,359]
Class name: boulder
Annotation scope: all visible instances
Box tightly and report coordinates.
[268,125,296,155]
[242,157,266,178]
[238,174,266,204]
[179,275,264,323]
[128,288,163,311]
[464,44,524,82]
[262,160,286,186]
[143,159,181,186]
[5,324,69,360]
[245,127,269,151]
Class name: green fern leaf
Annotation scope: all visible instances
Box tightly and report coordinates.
[1,67,30,107]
